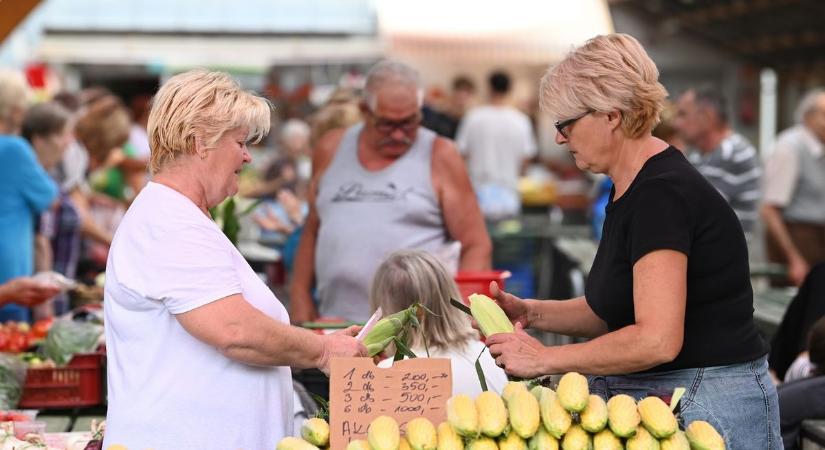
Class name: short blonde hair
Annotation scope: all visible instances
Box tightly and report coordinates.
[369,250,477,352]
[148,69,271,173]
[0,70,29,124]
[540,33,668,139]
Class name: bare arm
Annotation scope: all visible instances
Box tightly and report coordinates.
[431,137,492,270]
[0,278,60,308]
[761,203,809,285]
[488,282,606,338]
[34,234,52,273]
[525,297,607,338]
[288,128,345,323]
[175,294,366,372]
[69,189,113,246]
[488,250,687,377]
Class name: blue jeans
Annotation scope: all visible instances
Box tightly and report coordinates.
[589,355,782,450]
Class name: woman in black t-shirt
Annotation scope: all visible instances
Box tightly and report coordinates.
[484,34,780,449]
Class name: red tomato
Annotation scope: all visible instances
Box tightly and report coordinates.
[0,331,9,352]
[6,332,28,353]
[7,413,30,422]
[31,319,52,339]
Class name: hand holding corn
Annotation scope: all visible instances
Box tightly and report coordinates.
[485,322,549,378]
[487,281,531,329]
[316,325,368,375]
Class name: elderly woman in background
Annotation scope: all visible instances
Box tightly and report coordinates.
[373,250,507,396]
[0,70,58,322]
[484,34,780,448]
[22,102,79,318]
[103,70,366,450]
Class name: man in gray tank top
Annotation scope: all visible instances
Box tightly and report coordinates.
[762,89,825,286]
[289,61,492,324]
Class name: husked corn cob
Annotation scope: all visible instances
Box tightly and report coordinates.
[346,440,371,450]
[685,420,725,450]
[436,422,464,450]
[476,391,508,437]
[406,417,438,450]
[301,418,330,447]
[362,306,419,356]
[469,293,514,337]
[448,394,480,438]
[276,437,320,450]
[369,415,401,450]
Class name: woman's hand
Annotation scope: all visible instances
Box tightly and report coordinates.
[485,323,548,378]
[489,281,530,328]
[316,325,368,375]
[0,277,60,307]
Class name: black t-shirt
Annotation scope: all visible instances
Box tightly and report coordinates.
[586,147,767,372]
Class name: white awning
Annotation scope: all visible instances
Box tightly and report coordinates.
[36,32,384,71]
[377,0,613,64]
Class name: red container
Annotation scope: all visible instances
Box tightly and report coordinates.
[455,270,511,303]
[18,353,104,408]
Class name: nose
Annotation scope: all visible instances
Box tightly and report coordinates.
[242,147,252,164]
[554,130,567,145]
[390,127,407,141]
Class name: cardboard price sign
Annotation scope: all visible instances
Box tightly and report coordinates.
[329,357,452,448]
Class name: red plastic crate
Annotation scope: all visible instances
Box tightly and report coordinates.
[18,353,104,408]
[454,270,511,303]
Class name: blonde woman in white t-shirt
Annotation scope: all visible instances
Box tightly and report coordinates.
[373,249,507,396]
[103,70,366,450]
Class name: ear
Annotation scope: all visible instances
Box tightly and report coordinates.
[193,136,207,160]
[606,110,622,132]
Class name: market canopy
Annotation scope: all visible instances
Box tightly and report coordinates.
[0,0,41,42]
[611,0,825,77]
[376,0,614,64]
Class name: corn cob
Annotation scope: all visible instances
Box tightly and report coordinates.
[300,418,330,447]
[276,437,320,450]
[469,294,515,337]
[362,306,419,356]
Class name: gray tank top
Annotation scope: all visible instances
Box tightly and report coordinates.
[315,124,448,322]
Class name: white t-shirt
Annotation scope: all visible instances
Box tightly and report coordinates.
[103,182,293,449]
[455,105,538,193]
[379,340,508,397]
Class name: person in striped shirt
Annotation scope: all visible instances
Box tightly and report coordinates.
[675,86,762,233]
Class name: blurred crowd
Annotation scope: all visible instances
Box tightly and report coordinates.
[2,62,825,319]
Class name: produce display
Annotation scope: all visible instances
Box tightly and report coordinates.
[0,320,52,354]
[277,372,725,449]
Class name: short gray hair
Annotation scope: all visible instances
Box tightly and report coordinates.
[795,88,825,124]
[0,70,29,124]
[369,250,477,352]
[280,118,311,141]
[363,60,424,111]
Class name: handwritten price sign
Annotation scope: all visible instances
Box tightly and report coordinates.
[329,357,452,448]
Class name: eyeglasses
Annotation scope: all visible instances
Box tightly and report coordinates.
[555,110,594,139]
[367,109,421,134]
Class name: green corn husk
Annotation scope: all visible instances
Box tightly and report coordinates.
[362,305,420,357]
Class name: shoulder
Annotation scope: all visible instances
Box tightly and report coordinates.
[774,126,809,153]
[431,137,464,169]
[0,136,35,159]
[313,127,348,175]
[633,176,690,205]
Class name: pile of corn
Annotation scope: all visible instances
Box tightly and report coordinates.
[276,372,726,450]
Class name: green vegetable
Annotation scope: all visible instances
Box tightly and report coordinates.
[0,353,27,409]
[42,320,103,366]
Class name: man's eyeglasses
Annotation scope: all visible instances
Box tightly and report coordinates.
[555,110,594,139]
[367,109,421,134]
